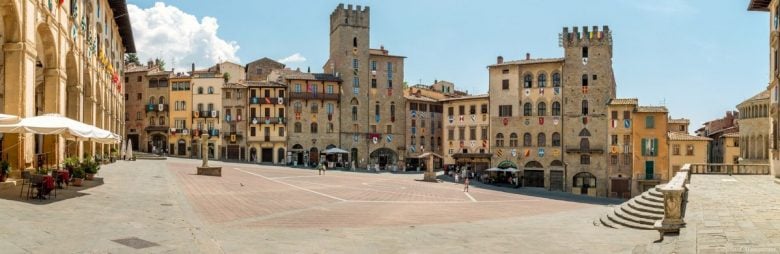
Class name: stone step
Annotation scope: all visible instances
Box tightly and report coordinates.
[634,195,664,210]
[613,206,656,226]
[648,188,664,198]
[641,192,664,203]
[605,211,654,230]
[599,214,621,229]
[619,204,663,221]
[627,199,665,215]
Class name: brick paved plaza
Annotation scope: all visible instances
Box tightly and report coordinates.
[0,158,664,253]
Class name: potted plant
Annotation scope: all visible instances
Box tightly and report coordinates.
[71,166,85,186]
[82,158,100,180]
[63,157,79,172]
[0,161,10,182]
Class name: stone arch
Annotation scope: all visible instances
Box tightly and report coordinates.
[65,52,80,119]
[524,161,543,168]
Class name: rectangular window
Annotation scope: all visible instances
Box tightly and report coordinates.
[645,116,655,129]
[353,59,359,70]
[623,135,631,152]
[582,47,589,58]
[673,144,680,155]
[279,127,285,137]
[502,69,509,74]
[137,93,142,100]
[294,84,302,93]
[481,127,488,140]
[458,127,465,140]
[623,111,630,120]
[225,91,231,99]
[481,104,488,114]
[592,74,597,80]
[470,127,476,140]
[459,105,465,115]
[469,105,476,115]
[326,85,334,94]
[387,62,393,79]
[448,129,454,141]
[580,154,590,165]
[502,79,509,90]
[448,107,454,116]
[371,125,377,134]
[611,135,618,145]
[386,125,392,134]
[371,61,377,71]
[250,127,256,136]
[686,145,694,156]
[611,111,618,119]
[611,155,618,165]
[388,79,393,89]
[371,79,377,88]
[498,105,512,117]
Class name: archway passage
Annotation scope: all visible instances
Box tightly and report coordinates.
[33,24,61,167]
[496,160,517,169]
[308,147,319,165]
[0,2,23,169]
[370,148,397,170]
[249,147,257,162]
[277,148,285,164]
[523,161,545,188]
[177,139,186,156]
[573,172,597,195]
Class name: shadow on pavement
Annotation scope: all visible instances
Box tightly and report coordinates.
[0,177,104,205]
[436,174,624,206]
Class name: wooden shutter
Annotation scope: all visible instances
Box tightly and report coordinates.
[652,138,659,156]
[641,138,647,156]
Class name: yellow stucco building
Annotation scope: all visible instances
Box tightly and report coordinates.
[169,76,192,157]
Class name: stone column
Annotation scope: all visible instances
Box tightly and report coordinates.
[201,134,209,167]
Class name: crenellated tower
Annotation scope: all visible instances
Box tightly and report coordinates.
[560,25,617,196]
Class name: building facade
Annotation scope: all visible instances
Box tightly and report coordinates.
[323,4,407,170]
[632,106,669,194]
[669,132,711,174]
[191,74,223,159]
[404,88,445,171]
[737,89,771,164]
[488,54,565,190]
[221,83,247,160]
[169,75,192,157]
[246,80,286,163]
[441,95,491,171]
[606,98,637,198]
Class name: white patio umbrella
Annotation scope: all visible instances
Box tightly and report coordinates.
[120,139,126,160]
[323,147,350,154]
[0,113,20,125]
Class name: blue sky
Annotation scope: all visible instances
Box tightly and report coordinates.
[127,0,769,131]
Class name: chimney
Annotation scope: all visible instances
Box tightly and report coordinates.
[497,56,503,64]
[526,53,530,60]
[434,79,438,84]
[191,63,195,74]
[307,66,311,73]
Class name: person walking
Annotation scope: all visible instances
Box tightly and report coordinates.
[463,177,470,192]
[317,163,325,175]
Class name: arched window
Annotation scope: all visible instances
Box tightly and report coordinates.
[538,133,546,147]
[353,37,358,47]
[158,116,165,126]
[294,122,302,133]
[149,96,155,104]
[208,87,214,94]
[158,96,165,104]
[294,102,302,113]
[552,132,561,146]
[537,73,547,87]
[523,74,533,88]
[524,103,532,116]
[523,133,532,147]
[552,101,561,116]
[537,102,547,116]
[311,122,318,133]
[352,106,358,121]
[495,133,504,147]
[509,133,518,147]
[573,172,596,187]
[582,74,588,87]
[580,138,590,151]
[582,100,589,115]
[552,72,561,87]
[197,87,203,94]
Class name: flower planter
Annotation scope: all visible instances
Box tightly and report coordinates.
[85,173,95,180]
[72,178,83,186]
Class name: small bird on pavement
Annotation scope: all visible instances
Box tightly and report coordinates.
[240,183,244,187]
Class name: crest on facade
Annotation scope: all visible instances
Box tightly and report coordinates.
[624,119,631,128]
[524,119,530,126]
[386,134,393,143]
[524,89,531,97]
[554,87,560,95]
[511,148,517,157]
[553,117,559,125]
[411,110,417,118]
[471,115,476,122]
[372,136,378,144]
[448,115,454,123]
[538,148,545,157]
[470,140,475,147]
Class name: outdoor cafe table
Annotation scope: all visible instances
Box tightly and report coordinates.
[34,174,55,199]
[56,170,69,188]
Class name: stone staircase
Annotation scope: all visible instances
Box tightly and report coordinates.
[599,186,664,230]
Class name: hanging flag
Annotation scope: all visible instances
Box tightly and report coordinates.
[482,140,487,148]
[265,97,271,104]
[524,149,531,157]
[539,87,544,95]
[375,115,380,123]
[611,119,617,128]
[448,115,454,123]
[471,115,476,122]
[554,87,560,95]
[459,115,464,122]
[502,118,508,126]
[386,134,393,143]
[553,117,559,125]
[496,149,503,157]
[624,119,631,128]
[411,110,416,118]
[539,117,544,125]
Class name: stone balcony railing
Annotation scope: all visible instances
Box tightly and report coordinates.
[688,163,770,175]
[655,163,691,241]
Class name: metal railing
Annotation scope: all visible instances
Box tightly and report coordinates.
[688,163,770,175]
[635,173,663,181]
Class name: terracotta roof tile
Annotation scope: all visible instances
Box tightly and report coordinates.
[668,132,712,141]
[637,106,668,113]
[608,98,638,105]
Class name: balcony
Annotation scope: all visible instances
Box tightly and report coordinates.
[145,104,169,113]
[249,97,284,105]
[192,110,220,118]
[636,173,663,181]
[565,146,605,154]
[250,117,285,125]
[222,131,244,138]
[688,163,771,175]
[144,125,169,132]
[288,92,340,101]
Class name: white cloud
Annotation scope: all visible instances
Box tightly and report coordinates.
[128,2,240,71]
[278,53,307,64]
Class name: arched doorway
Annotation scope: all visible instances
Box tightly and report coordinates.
[149,133,167,154]
[33,24,60,167]
[350,148,358,164]
[309,147,319,165]
[208,143,215,159]
[249,147,257,162]
[65,52,80,157]
[291,144,303,166]
[0,3,22,168]
[573,172,596,195]
[370,148,397,170]
[549,160,565,191]
[177,139,186,156]
[523,161,545,188]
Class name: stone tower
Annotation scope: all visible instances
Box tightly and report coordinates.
[325,4,407,169]
[560,26,616,196]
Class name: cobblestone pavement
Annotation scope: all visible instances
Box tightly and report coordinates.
[648,175,780,254]
[0,158,659,253]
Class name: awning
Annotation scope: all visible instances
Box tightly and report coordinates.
[416,152,443,159]
[0,113,20,125]
[0,114,119,144]
[485,167,518,173]
[323,147,350,154]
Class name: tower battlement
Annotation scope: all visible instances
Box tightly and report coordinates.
[559,26,612,48]
[330,3,370,33]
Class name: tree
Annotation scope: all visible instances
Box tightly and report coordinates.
[124,53,140,66]
[154,58,166,70]
[223,72,231,83]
